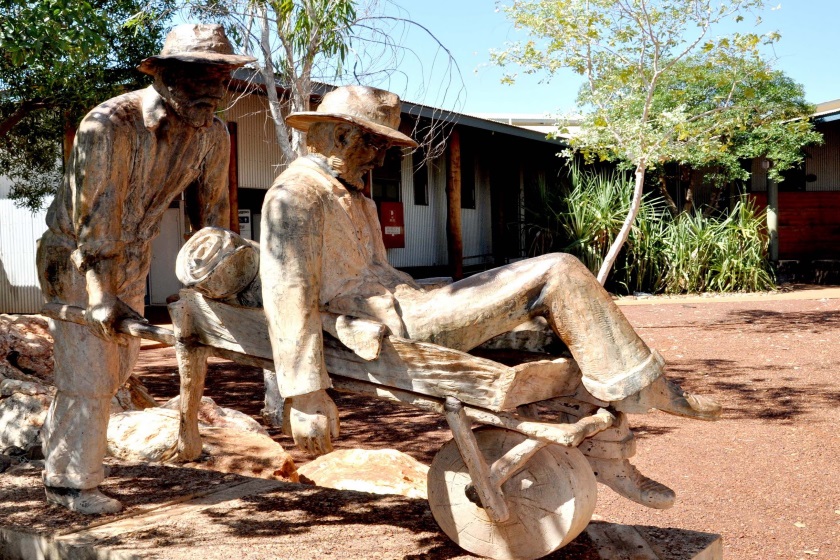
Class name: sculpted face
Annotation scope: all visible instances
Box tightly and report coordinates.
[331,124,391,189]
[157,63,231,128]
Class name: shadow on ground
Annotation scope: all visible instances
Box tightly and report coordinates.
[665,357,840,423]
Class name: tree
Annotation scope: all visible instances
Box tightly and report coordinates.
[0,0,173,210]
[493,0,817,284]
[184,0,464,163]
[650,56,820,215]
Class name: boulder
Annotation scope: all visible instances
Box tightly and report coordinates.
[0,313,158,450]
[0,392,51,450]
[298,448,429,499]
[0,314,54,383]
[160,395,269,435]
[107,408,297,482]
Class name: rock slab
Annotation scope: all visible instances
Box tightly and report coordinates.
[107,407,298,482]
[298,448,429,499]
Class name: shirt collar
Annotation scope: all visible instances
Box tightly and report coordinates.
[294,155,353,197]
[141,86,169,131]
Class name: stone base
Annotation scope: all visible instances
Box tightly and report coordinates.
[584,521,721,560]
[0,461,721,560]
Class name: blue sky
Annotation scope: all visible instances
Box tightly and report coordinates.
[388,0,840,116]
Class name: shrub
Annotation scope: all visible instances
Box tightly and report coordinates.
[527,165,775,294]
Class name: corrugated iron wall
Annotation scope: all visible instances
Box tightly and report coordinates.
[0,199,49,313]
[805,123,840,191]
[223,92,285,190]
[386,150,447,268]
[461,152,493,267]
[752,121,840,192]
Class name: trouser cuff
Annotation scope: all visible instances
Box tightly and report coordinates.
[582,350,665,402]
[42,469,103,491]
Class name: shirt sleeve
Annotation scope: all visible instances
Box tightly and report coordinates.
[260,181,331,398]
[69,110,131,272]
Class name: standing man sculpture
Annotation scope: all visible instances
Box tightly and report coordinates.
[261,85,722,508]
[36,24,254,514]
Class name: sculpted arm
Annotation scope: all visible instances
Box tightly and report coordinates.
[260,184,339,455]
[70,115,146,340]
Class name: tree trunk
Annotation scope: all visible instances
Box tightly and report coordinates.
[0,100,46,138]
[596,164,646,285]
[658,174,679,217]
[682,172,695,214]
[259,6,295,164]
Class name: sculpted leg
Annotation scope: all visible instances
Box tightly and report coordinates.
[401,253,720,420]
[41,270,142,514]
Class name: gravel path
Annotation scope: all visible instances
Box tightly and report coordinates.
[130,289,840,559]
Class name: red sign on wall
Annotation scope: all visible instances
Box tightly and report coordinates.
[379,201,405,249]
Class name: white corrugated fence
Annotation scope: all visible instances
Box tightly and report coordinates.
[0,199,49,314]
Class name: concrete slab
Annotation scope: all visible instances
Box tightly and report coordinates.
[1,463,721,560]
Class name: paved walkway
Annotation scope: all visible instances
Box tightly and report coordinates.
[615,284,840,306]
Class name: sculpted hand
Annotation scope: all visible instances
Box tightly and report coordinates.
[85,295,147,343]
[288,389,340,456]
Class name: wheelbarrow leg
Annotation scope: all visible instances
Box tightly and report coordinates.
[443,396,510,523]
[169,299,209,461]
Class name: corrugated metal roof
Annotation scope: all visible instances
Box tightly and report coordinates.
[230,69,566,146]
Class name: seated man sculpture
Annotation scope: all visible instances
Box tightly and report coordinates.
[260,85,721,508]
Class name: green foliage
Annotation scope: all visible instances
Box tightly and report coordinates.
[272,0,357,78]
[529,165,774,294]
[0,0,173,210]
[557,164,632,273]
[658,197,774,292]
[493,0,818,281]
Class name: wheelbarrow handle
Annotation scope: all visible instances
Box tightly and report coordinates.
[40,302,176,346]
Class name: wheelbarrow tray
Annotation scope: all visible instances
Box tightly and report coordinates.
[172,289,582,412]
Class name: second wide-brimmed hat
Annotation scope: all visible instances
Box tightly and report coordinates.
[286,85,418,148]
[138,24,256,76]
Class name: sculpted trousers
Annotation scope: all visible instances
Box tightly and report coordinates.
[398,253,663,402]
[38,237,143,489]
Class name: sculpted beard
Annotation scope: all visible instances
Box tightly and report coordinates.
[167,94,218,128]
[328,155,365,190]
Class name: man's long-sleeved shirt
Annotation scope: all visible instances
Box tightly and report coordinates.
[41,85,230,297]
[260,156,421,397]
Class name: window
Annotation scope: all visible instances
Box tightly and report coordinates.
[372,146,403,202]
[778,162,806,192]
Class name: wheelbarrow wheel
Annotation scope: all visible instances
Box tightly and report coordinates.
[427,427,596,560]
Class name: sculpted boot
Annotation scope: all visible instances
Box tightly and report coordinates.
[44,486,123,515]
[588,457,676,509]
[612,360,722,421]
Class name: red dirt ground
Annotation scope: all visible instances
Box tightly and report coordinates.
[127,291,840,560]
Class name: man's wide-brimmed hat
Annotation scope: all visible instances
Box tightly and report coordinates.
[138,24,256,76]
[286,86,418,148]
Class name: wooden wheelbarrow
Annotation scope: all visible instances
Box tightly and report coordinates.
[44,291,617,560]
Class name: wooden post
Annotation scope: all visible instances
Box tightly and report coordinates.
[227,122,240,234]
[767,178,779,262]
[169,298,210,461]
[446,128,464,280]
[63,112,76,168]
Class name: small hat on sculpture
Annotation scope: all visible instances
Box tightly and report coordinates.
[286,85,418,148]
[138,24,256,75]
